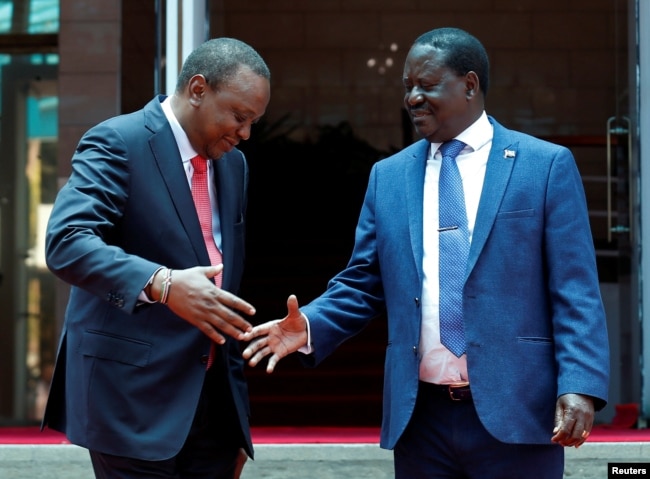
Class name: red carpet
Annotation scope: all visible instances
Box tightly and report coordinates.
[0,425,649,445]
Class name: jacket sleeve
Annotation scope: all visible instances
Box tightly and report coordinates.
[45,122,159,312]
[545,147,610,409]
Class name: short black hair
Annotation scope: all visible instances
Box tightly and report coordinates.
[175,37,270,93]
[414,27,489,96]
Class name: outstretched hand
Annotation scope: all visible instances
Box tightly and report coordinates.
[163,265,255,344]
[242,295,308,373]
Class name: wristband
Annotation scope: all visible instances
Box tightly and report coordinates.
[159,268,173,304]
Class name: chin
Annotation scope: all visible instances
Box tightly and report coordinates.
[411,119,432,137]
[414,124,446,143]
[208,147,226,159]
[219,141,236,155]
[413,126,433,140]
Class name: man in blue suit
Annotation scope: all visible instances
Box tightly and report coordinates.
[43,38,270,478]
[243,28,609,478]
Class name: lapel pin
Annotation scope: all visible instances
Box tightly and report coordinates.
[504,149,516,159]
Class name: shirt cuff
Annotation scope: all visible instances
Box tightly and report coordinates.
[298,313,313,354]
[138,266,165,304]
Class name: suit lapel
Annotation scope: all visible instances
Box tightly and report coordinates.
[145,97,210,267]
[405,139,430,283]
[466,119,517,278]
[213,157,238,288]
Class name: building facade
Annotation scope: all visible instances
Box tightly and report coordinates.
[0,0,648,428]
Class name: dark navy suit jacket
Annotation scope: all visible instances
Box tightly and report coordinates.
[43,96,252,460]
[302,117,610,450]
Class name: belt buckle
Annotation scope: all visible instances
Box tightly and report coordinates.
[448,381,470,401]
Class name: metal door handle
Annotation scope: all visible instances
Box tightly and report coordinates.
[606,116,631,242]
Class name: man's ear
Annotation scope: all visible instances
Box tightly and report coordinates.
[465,71,480,98]
[188,74,207,106]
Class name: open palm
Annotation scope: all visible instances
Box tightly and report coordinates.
[242,295,309,373]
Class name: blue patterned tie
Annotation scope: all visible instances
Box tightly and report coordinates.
[438,139,468,357]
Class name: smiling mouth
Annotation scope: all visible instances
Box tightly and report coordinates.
[222,138,238,150]
[410,109,430,118]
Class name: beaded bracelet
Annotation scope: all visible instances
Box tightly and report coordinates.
[159,268,173,304]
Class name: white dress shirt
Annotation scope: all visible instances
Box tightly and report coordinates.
[419,111,493,384]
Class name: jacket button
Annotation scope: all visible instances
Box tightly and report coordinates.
[200,355,209,365]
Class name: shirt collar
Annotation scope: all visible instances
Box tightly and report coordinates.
[161,96,200,166]
[429,111,493,160]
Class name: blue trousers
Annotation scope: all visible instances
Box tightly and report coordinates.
[394,383,564,479]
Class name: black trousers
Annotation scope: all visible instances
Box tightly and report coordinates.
[90,365,244,479]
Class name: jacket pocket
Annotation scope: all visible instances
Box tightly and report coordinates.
[496,209,535,220]
[517,336,553,344]
[79,330,152,367]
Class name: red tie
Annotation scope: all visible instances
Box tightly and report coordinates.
[191,155,222,369]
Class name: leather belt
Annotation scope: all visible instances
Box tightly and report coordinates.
[419,381,472,401]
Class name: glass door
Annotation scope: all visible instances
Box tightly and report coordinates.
[565,0,641,425]
[0,57,58,423]
[589,0,641,424]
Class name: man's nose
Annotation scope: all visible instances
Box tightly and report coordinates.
[237,124,251,141]
[406,89,424,105]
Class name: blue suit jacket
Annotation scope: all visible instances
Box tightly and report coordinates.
[302,117,609,450]
[43,96,253,460]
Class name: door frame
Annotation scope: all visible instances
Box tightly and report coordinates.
[638,0,650,421]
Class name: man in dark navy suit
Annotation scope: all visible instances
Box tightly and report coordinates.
[43,37,270,478]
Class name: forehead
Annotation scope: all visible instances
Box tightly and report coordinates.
[403,44,448,78]
[213,67,270,115]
